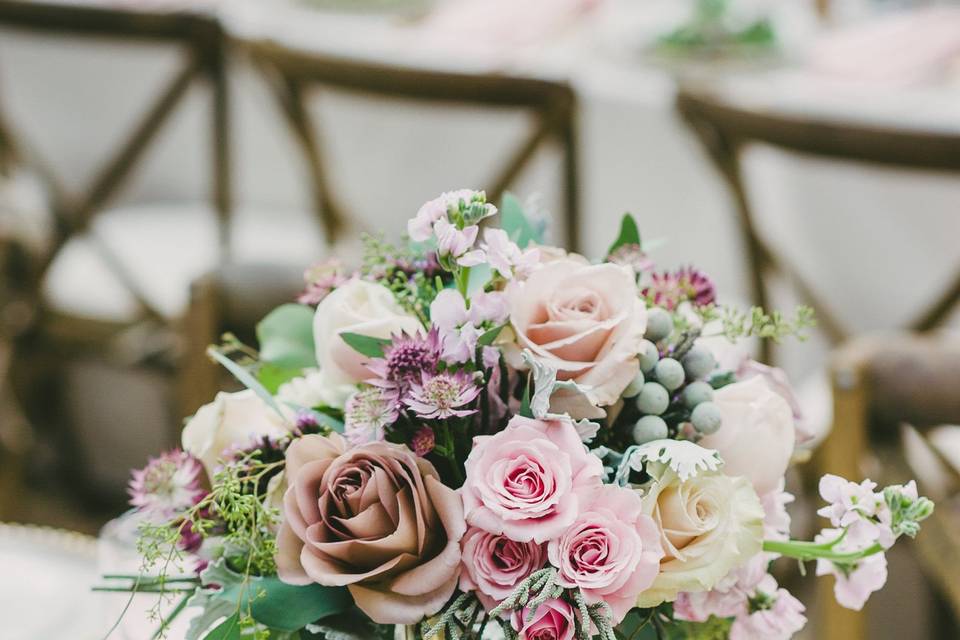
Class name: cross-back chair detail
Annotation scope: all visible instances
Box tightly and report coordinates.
[0,0,231,323]
[243,41,581,251]
[677,88,960,364]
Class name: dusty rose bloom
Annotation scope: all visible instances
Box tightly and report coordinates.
[275,434,465,624]
[459,526,547,611]
[511,598,576,640]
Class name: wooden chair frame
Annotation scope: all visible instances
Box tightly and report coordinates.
[677,88,960,364]
[0,0,231,324]
[242,41,581,251]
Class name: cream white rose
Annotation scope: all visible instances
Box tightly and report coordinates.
[699,376,795,495]
[277,368,356,410]
[504,259,647,419]
[637,466,764,607]
[313,279,421,386]
[182,390,292,479]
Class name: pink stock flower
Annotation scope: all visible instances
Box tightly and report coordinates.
[817,475,893,548]
[430,289,502,364]
[459,526,547,610]
[128,449,205,517]
[814,527,888,611]
[511,598,576,640]
[469,290,510,325]
[404,370,481,419]
[482,227,540,280]
[435,218,485,266]
[548,484,664,622]
[730,578,807,640]
[761,481,795,542]
[673,554,768,623]
[462,415,604,543]
[408,189,478,242]
[607,243,654,274]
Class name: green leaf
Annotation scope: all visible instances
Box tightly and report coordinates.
[220,578,351,632]
[281,402,345,433]
[478,324,506,347]
[257,304,317,369]
[519,375,533,418]
[202,614,242,640]
[207,348,284,419]
[607,213,641,257]
[500,192,540,248]
[257,363,303,395]
[338,332,391,358]
[466,262,493,296]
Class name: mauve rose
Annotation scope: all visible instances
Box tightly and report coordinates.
[462,416,603,543]
[459,526,547,610]
[548,484,664,622]
[275,434,465,624]
[511,598,576,640]
[698,377,795,495]
[504,259,647,419]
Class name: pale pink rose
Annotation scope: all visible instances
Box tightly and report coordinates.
[698,377,795,495]
[505,259,647,419]
[735,359,812,442]
[730,578,806,640]
[459,527,546,610]
[815,527,888,611]
[548,484,664,622]
[313,279,421,386]
[511,598,576,640]
[276,434,465,624]
[462,415,603,543]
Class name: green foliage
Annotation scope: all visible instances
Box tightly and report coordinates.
[338,332,390,358]
[500,192,540,248]
[257,304,317,370]
[207,346,285,418]
[203,614,242,640]
[607,213,641,257]
[478,324,506,347]
[696,304,816,343]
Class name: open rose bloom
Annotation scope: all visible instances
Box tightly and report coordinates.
[116,191,934,640]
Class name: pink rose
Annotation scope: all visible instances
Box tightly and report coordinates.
[462,415,603,543]
[505,259,647,418]
[459,527,547,610]
[547,484,664,622]
[275,434,465,624]
[511,598,576,640]
[698,377,795,495]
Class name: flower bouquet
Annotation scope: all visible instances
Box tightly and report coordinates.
[104,191,934,640]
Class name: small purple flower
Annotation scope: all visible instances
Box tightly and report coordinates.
[128,450,206,517]
[344,387,399,446]
[411,427,436,457]
[366,329,442,396]
[404,370,482,420]
[643,266,716,310]
[297,259,349,305]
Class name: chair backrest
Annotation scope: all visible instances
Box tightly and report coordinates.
[677,87,960,362]
[0,0,230,322]
[242,40,581,251]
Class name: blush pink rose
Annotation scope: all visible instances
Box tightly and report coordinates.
[505,259,647,419]
[511,598,576,640]
[275,434,465,624]
[547,484,664,622]
[459,526,547,611]
[462,415,603,543]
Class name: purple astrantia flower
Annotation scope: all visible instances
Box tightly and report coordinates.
[366,329,442,397]
[344,387,399,446]
[411,426,436,457]
[129,450,206,517]
[404,370,482,420]
[298,259,349,305]
[643,266,716,310]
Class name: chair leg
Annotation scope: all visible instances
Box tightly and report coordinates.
[177,274,221,435]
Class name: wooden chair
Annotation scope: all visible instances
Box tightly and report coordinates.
[677,87,960,639]
[240,40,581,251]
[0,0,230,497]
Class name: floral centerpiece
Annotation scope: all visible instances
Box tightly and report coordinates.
[103,191,934,640]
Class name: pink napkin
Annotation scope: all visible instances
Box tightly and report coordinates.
[809,7,960,86]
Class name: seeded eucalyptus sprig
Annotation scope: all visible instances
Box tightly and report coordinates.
[695,304,816,343]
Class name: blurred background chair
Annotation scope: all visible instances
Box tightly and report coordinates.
[676,86,960,640]
[0,0,231,505]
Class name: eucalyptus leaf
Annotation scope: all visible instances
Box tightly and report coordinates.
[202,614,242,640]
[607,213,641,256]
[221,577,352,632]
[499,192,540,248]
[185,590,236,640]
[466,262,493,296]
[477,324,506,347]
[258,363,303,395]
[338,332,391,358]
[257,304,317,369]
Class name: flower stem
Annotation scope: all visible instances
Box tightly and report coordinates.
[763,538,884,563]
